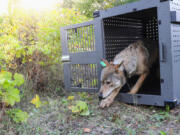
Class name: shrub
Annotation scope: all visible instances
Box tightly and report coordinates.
[0,71,28,123]
[0,8,88,91]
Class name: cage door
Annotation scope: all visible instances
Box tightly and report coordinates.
[61,21,101,92]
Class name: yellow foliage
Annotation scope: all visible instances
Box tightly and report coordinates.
[67,96,74,100]
[30,94,42,108]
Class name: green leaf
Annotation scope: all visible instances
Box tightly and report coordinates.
[0,71,12,80]
[4,88,20,106]
[0,71,23,106]
[14,73,24,86]
[0,78,5,85]
[2,80,13,89]
[160,131,167,135]
[80,109,90,116]
[70,100,90,116]
[6,109,29,123]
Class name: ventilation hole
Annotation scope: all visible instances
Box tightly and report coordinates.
[172,24,180,63]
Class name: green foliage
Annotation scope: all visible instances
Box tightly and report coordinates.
[62,0,76,8]
[0,71,24,106]
[70,100,90,116]
[14,73,25,86]
[0,5,87,125]
[126,128,136,135]
[78,92,88,99]
[0,35,26,69]
[152,111,170,122]
[0,5,88,91]
[72,0,139,18]
[159,131,167,135]
[165,105,170,112]
[6,108,29,123]
[61,97,69,105]
[0,71,28,123]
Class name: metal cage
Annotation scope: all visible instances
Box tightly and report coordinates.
[61,0,180,107]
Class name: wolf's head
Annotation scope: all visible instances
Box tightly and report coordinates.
[99,59,127,100]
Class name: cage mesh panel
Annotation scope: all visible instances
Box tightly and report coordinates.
[104,17,143,61]
[172,24,180,64]
[103,8,158,61]
[170,0,180,11]
[70,64,98,88]
[102,8,161,96]
[67,25,95,53]
[144,17,158,41]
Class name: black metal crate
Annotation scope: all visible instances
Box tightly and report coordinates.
[61,0,180,107]
[103,7,161,96]
[103,7,158,61]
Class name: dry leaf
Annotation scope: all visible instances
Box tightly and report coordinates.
[83,128,91,133]
[68,106,73,110]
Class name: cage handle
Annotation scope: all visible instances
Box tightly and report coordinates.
[61,55,70,62]
[160,43,166,62]
[171,11,180,23]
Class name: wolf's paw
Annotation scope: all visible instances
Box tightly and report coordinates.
[100,98,114,108]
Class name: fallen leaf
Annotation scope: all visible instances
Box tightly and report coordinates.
[169,128,173,135]
[30,94,42,108]
[67,96,74,100]
[83,128,91,133]
[68,106,73,110]
[149,126,157,130]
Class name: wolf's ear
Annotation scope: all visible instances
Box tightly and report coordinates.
[100,59,110,67]
[114,61,124,72]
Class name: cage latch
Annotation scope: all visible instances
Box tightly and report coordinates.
[93,11,100,18]
[164,99,177,109]
[171,11,180,23]
[133,8,137,12]
[61,55,70,62]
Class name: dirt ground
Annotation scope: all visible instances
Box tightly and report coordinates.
[1,91,180,135]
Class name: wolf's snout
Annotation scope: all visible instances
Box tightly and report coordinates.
[98,92,103,100]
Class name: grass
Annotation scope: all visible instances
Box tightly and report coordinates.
[1,91,180,135]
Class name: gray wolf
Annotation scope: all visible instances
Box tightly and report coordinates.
[99,40,158,108]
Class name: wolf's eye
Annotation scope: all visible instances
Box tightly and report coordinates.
[106,81,111,85]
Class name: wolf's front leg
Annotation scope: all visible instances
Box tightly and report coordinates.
[100,88,120,108]
[129,72,148,94]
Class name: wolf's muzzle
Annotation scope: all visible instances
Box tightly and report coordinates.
[98,93,103,101]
